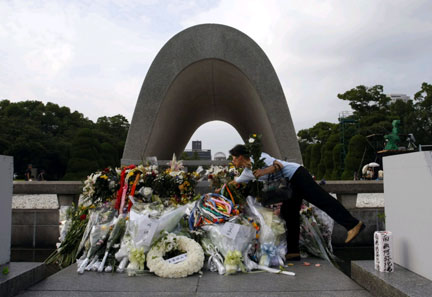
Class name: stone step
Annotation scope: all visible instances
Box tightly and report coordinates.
[351,260,432,297]
[0,263,59,297]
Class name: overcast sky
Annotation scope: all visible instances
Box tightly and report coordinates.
[1,0,431,158]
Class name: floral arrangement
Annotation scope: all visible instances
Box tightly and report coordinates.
[206,165,238,190]
[82,168,119,206]
[45,204,91,268]
[146,232,204,278]
[245,134,265,171]
[48,146,335,279]
[243,133,265,197]
[299,203,335,263]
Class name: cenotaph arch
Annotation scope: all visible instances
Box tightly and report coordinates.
[122,24,302,164]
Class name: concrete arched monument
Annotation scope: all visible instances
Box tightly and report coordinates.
[122,24,302,164]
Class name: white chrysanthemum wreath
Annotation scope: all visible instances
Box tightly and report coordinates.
[147,232,204,278]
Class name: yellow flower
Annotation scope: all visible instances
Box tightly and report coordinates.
[100,175,108,179]
[252,134,257,137]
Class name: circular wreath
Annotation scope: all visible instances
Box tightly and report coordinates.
[146,233,204,278]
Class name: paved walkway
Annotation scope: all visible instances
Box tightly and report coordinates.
[16,259,371,297]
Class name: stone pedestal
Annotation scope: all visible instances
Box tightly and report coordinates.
[336,193,357,209]
[383,151,432,280]
[0,155,13,265]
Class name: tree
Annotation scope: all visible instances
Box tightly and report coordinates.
[413,82,432,145]
[331,143,344,180]
[298,122,338,144]
[341,135,368,180]
[319,133,340,180]
[337,85,390,117]
[309,143,322,177]
[302,144,312,170]
[63,128,101,180]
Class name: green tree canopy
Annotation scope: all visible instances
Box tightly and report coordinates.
[341,134,368,180]
[0,100,129,180]
[309,143,322,177]
[413,82,432,145]
[337,85,390,117]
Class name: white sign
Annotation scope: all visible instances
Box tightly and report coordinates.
[374,231,394,272]
[221,222,240,240]
[166,253,187,264]
[137,215,159,246]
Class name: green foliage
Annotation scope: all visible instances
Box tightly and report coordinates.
[298,122,338,144]
[320,134,340,180]
[2,266,9,275]
[331,143,344,180]
[341,135,368,180]
[302,144,312,170]
[309,143,322,176]
[0,100,129,180]
[413,82,432,145]
[245,134,265,197]
[245,134,265,171]
[317,145,326,179]
[337,85,390,117]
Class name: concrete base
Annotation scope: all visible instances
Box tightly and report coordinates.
[0,263,59,297]
[352,260,432,297]
[17,258,371,296]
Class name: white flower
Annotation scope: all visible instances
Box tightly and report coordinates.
[146,233,204,278]
[248,138,255,143]
[143,187,153,198]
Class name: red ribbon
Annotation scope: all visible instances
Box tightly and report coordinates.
[114,165,136,211]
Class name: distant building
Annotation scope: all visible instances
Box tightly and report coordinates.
[214,152,226,161]
[192,141,201,150]
[388,94,411,104]
[183,140,211,160]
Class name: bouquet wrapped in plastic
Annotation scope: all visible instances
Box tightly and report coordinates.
[200,237,225,275]
[299,203,335,263]
[202,217,255,274]
[125,202,188,275]
[97,214,127,272]
[77,206,116,274]
[245,196,286,267]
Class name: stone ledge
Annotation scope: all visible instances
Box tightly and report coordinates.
[13,181,82,195]
[351,260,432,297]
[0,262,59,297]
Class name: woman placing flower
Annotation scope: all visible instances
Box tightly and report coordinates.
[229,136,365,261]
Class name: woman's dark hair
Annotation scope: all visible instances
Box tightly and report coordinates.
[229,144,250,158]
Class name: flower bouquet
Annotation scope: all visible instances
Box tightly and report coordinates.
[97,214,127,272]
[45,204,90,268]
[200,237,225,275]
[245,196,285,267]
[77,206,116,274]
[299,203,335,263]
[202,217,255,274]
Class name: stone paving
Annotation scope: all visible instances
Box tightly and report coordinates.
[16,258,371,297]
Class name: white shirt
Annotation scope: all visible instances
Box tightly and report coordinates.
[258,152,301,181]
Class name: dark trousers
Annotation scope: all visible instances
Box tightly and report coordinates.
[280,166,359,253]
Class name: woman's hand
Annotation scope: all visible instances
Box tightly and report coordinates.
[253,168,266,178]
[273,160,284,171]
